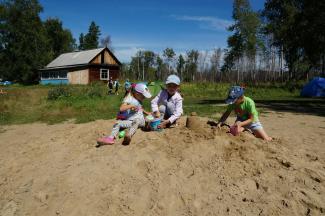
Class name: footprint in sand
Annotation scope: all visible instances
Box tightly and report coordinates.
[0,201,18,216]
[304,168,323,183]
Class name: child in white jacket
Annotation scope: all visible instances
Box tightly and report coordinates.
[151,75,183,128]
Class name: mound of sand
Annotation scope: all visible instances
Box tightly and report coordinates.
[0,111,324,215]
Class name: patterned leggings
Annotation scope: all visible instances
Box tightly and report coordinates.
[110,118,145,138]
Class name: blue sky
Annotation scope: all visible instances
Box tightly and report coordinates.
[39,0,266,62]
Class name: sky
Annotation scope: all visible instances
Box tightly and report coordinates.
[39,0,266,63]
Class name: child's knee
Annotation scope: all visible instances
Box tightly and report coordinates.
[159,105,166,113]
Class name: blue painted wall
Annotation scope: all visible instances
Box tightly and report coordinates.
[40,79,69,85]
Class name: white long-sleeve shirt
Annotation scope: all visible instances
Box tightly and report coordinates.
[151,90,183,123]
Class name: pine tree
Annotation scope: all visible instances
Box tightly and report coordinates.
[83,21,101,50]
[78,33,85,50]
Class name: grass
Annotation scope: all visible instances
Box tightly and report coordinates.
[0,82,322,125]
[181,82,303,120]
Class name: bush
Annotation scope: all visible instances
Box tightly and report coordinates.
[47,85,71,100]
[86,82,105,98]
[285,80,304,93]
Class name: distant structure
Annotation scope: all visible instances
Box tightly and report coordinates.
[39,47,121,85]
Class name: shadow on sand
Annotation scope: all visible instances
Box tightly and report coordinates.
[196,98,325,117]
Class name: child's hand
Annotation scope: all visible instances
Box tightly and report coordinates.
[130,105,138,111]
[144,111,152,115]
[131,106,143,112]
[158,120,169,129]
[234,122,242,127]
[153,111,160,118]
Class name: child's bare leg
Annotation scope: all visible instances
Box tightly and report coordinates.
[253,128,272,141]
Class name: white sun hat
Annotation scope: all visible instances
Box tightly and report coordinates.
[165,74,181,85]
[134,83,152,98]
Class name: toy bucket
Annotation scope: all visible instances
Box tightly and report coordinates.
[150,118,161,131]
[230,125,239,136]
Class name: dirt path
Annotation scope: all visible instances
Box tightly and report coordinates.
[0,111,324,216]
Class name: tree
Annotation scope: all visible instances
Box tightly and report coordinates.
[263,0,302,79]
[155,55,166,80]
[185,50,199,81]
[143,50,155,80]
[294,0,325,77]
[223,0,262,83]
[163,47,176,74]
[262,0,325,80]
[197,51,209,81]
[44,18,76,58]
[129,50,143,80]
[176,54,185,80]
[0,0,51,84]
[210,48,222,81]
[78,33,85,50]
[100,35,113,51]
[83,21,100,50]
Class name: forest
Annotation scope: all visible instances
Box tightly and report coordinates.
[1,0,324,84]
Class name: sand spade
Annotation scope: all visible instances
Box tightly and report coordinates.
[229,125,240,136]
[118,130,126,138]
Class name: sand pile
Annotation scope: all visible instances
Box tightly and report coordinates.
[0,111,324,215]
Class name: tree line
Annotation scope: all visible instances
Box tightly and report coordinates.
[0,0,109,84]
[1,0,324,84]
[122,0,325,83]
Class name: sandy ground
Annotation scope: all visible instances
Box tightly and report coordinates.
[0,110,325,216]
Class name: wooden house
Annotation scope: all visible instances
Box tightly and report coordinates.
[39,47,121,85]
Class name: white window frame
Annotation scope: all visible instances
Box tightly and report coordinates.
[100,69,109,80]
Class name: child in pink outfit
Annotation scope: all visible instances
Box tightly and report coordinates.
[97,83,152,146]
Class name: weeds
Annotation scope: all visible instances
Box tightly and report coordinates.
[0,82,315,125]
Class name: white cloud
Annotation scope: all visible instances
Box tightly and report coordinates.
[114,47,143,63]
[172,15,233,31]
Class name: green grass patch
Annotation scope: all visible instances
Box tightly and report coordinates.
[1,82,322,125]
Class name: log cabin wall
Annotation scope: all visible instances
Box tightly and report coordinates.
[89,67,100,83]
[91,54,101,64]
[68,69,89,84]
[90,50,118,65]
[88,65,120,83]
[104,50,117,65]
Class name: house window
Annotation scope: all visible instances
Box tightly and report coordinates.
[41,71,49,79]
[59,71,67,79]
[41,71,67,79]
[100,69,109,80]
